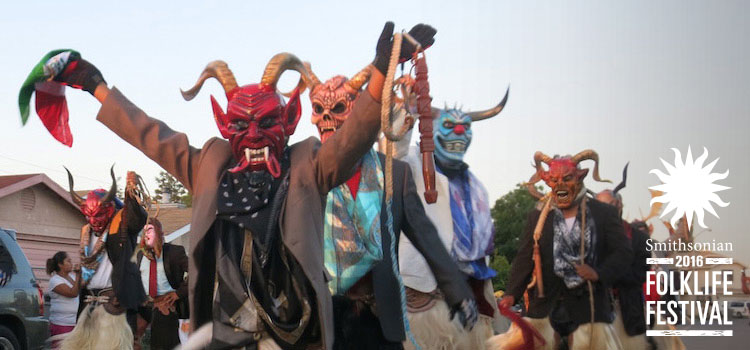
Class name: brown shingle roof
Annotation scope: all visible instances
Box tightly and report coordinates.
[147,204,192,235]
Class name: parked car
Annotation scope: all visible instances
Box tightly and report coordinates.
[0,228,48,350]
[728,301,750,318]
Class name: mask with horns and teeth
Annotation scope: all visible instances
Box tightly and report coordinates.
[66,166,118,234]
[526,150,611,209]
[305,63,371,143]
[432,87,509,168]
[180,53,309,177]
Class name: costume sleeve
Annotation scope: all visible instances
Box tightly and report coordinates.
[620,228,650,286]
[312,90,382,194]
[401,165,473,306]
[173,245,189,300]
[506,210,538,301]
[96,87,203,192]
[593,205,632,286]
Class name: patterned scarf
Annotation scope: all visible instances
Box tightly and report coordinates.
[444,167,496,279]
[80,225,108,283]
[552,203,597,288]
[324,149,384,295]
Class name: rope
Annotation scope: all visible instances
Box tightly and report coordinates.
[381,32,420,349]
[579,197,595,350]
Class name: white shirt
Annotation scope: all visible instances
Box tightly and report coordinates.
[564,217,576,233]
[48,272,79,326]
[140,255,175,296]
[397,146,455,293]
[87,233,113,289]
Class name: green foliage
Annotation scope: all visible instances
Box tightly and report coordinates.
[154,171,187,204]
[490,183,539,291]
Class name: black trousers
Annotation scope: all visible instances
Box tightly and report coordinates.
[332,295,403,350]
[128,306,181,350]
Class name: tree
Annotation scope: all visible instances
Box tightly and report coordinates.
[154,171,187,204]
[490,183,540,291]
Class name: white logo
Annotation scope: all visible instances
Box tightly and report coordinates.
[649,146,729,230]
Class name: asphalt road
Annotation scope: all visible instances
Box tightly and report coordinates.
[675,316,750,349]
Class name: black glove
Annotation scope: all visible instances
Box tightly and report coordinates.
[53,58,106,95]
[450,298,478,331]
[372,22,437,75]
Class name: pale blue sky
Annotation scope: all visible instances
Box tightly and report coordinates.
[1,1,747,260]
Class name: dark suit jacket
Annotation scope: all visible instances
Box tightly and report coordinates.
[105,194,148,310]
[137,243,189,318]
[370,154,472,342]
[614,222,650,336]
[506,199,632,324]
[97,87,381,349]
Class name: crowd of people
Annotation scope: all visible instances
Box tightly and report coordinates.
[27,20,677,350]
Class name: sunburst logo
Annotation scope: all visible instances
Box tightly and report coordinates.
[649,146,730,230]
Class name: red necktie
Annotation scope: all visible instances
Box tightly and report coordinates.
[149,258,157,297]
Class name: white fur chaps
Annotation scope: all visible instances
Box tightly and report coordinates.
[175,323,281,350]
[58,304,133,350]
[485,316,555,350]
[403,298,494,350]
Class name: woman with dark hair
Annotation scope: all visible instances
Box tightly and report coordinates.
[46,251,81,343]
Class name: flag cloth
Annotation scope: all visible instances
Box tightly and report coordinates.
[18,49,80,146]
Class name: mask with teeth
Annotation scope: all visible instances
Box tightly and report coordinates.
[66,166,119,234]
[305,64,371,143]
[180,54,309,178]
[433,109,473,168]
[525,150,611,209]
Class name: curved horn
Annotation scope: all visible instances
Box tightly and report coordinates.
[64,167,84,206]
[180,60,239,101]
[467,86,510,122]
[101,165,118,204]
[302,62,322,92]
[345,65,372,92]
[261,52,308,97]
[613,162,629,194]
[571,149,611,183]
[525,172,545,199]
[533,151,552,175]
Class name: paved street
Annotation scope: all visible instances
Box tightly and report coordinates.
[675,316,750,348]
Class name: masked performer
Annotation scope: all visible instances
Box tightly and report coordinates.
[61,169,148,350]
[43,22,435,349]
[595,164,650,350]
[305,66,476,350]
[494,150,632,350]
[131,218,188,350]
[389,93,508,350]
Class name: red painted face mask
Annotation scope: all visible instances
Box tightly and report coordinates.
[66,167,118,234]
[180,54,309,177]
[525,150,611,208]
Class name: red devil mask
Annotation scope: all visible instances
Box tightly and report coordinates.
[66,166,118,234]
[180,54,308,177]
[526,150,610,209]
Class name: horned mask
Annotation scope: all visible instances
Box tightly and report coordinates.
[526,150,610,209]
[66,166,118,234]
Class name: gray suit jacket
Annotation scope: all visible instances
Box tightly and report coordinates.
[97,87,382,349]
[372,154,472,341]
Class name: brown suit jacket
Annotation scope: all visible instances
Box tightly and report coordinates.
[97,87,381,349]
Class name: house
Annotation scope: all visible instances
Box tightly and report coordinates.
[0,174,85,289]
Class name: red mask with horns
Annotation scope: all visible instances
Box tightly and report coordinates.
[180,54,308,177]
[66,166,118,234]
[526,150,610,209]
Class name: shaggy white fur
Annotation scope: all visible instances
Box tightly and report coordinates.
[404,299,494,350]
[175,323,281,350]
[612,302,648,350]
[570,322,623,350]
[58,305,133,350]
[485,316,555,350]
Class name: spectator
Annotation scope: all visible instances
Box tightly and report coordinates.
[46,251,81,343]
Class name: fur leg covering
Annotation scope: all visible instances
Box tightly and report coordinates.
[570,323,623,350]
[486,317,555,350]
[456,314,493,350]
[403,299,461,350]
[59,304,133,350]
[613,302,648,350]
[649,324,686,350]
[175,323,281,350]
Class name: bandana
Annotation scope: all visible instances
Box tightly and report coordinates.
[18,49,80,146]
[442,164,496,280]
[324,149,384,295]
[552,202,597,288]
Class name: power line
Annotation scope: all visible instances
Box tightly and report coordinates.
[0,152,109,187]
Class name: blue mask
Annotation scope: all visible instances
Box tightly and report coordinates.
[433,109,472,167]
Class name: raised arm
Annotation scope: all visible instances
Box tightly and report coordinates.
[313,22,436,193]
